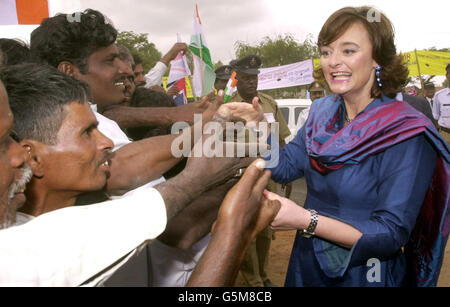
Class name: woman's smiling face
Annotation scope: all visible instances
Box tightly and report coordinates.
[320,22,378,100]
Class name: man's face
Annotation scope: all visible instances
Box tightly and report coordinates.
[134,63,146,87]
[236,72,258,101]
[214,79,228,91]
[74,44,129,111]
[0,82,30,228]
[122,61,136,105]
[39,102,113,194]
[424,88,435,99]
[310,90,325,102]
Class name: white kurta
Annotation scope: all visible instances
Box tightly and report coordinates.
[0,186,167,286]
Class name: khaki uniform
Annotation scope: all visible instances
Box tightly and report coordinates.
[230,91,290,287]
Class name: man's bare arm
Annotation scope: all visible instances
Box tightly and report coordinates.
[102,99,209,129]
[186,160,281,287]
[105,94,221,195]
[157,179,237,251]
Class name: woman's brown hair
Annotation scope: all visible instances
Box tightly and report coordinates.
[315,6,409,99]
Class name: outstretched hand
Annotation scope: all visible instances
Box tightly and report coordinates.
[215,159,281,240]
[215,96,265,127]
[264,190,304,231]
[187,159,280,286]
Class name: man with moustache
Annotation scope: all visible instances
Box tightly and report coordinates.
[0,78,32,229]
[29,9,215,196]
[29,11,270,286]
[0,63,279,286]
[116,44,136,106]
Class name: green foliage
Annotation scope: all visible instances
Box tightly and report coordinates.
[214,60,224,70]
[117,31,162,72]
[426,47,450,52]
[234,34,319,98]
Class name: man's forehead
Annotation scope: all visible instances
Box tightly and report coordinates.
[134,64,144,72]
[61,102,97,128]
[90,44,119,59]
[238,72,257,79]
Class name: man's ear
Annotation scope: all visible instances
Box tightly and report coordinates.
[57,61,79,78]
[20,140,45,178]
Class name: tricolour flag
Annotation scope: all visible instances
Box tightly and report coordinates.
[0,0,50,25]
[188,4,215,98]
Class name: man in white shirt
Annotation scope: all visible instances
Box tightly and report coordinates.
[432,64,450,145]
[0,64,268,286]
[144,42,188,88]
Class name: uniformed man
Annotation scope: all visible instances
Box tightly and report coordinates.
[295,81,327,131]
[309,81,326,102]
[229,54,291,287]
[432,64,450,144]
[423,82,436,109]
[214,65,233,91]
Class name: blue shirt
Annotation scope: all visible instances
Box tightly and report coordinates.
[268,96,437,286]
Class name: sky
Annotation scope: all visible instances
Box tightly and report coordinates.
[0,0,448,66]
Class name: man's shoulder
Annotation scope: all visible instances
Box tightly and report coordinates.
[257,92,278,107]
[229,91,243,101]
[403,94,427,104]
[435,88,450,98]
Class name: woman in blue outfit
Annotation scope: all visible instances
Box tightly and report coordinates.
[257,7,450,287]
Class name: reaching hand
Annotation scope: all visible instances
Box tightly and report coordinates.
[264,190,305,231]
[161,42,189,65]
[167,85,180,97]
[215,160,281,240]
[215,97,266,127]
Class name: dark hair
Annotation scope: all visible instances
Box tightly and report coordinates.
[129,87,186,178]
[132,53,143,66]
[117,44,134,68]
[30,9,117,74]
[315,6,409,99]
[0,63,91,145]
[0,39,31,66]
[127,87,176,140]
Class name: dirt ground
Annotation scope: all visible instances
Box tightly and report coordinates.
[234,178,450,287]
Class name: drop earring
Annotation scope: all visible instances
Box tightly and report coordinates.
[375,65,382,88]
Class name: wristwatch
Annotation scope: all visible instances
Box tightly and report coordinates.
[301,209,318,238]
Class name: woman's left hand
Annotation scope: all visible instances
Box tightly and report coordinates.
[264,190,307,231]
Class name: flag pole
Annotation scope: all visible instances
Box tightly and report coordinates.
[196,3,206,96]
[414,49,425,96]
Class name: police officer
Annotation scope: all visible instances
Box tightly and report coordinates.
[433,64,450,144]
[229,55,291,287]
[309,81,326,102]
[214,65,233,91]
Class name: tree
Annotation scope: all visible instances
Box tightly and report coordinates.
[234,34,319,98]
[214,60,224,70]
[117,31,162,73]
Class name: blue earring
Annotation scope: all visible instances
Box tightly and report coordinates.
[375,65,382,88]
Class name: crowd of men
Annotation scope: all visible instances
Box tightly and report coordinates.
[0,8,449,287]
[0,8,283,287]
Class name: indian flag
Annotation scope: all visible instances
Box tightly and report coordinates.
[0,0,50,25]
[189,4,215,98]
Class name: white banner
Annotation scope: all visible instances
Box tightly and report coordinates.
[257,59,314,91]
